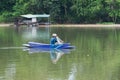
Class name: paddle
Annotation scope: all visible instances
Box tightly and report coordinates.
[56,36,64,44]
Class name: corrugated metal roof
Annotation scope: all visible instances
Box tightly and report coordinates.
[21,14,50,18]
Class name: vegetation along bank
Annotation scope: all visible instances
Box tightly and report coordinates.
[0,0,120,24]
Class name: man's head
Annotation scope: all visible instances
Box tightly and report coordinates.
[52,33,57,37]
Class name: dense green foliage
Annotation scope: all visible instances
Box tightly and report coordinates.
[0,0,120,23]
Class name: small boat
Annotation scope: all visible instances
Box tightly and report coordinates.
[23,42,75,49]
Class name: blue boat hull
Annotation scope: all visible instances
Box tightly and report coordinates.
[23,42,75,49]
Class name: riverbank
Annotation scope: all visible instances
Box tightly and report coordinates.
[0,23,13,27]
[51,24,120,28]
[1,23,120,27]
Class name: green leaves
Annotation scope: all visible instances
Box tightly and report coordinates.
[1,0,120,23]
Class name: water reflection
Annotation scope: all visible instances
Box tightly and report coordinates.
[23,48,73,64]
[14,26,20,33]
[50,49,70,64]
[4,63,16,80]
[21,25,50,41]
[68,64,77,80]
[0,63,16,80]
[22,26,38,39]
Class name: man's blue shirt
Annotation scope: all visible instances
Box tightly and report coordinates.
[50,37,57,45]
[50,37,57,48]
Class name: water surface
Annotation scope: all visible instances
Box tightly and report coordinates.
[0,26,120,80]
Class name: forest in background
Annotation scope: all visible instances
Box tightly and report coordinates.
[0,0,120,24]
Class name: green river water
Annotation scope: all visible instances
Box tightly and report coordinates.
[0,26,120,80]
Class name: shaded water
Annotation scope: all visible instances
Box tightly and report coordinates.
[0,26,120,80]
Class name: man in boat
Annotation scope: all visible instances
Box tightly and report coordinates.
[50,33,63,48]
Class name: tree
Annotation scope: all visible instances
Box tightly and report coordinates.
[105,0,120,23]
